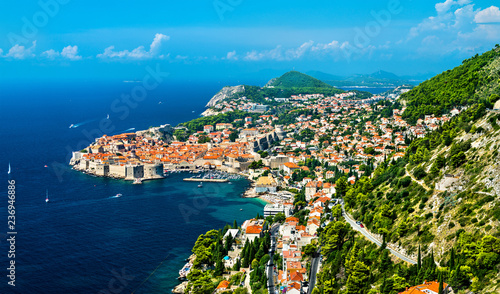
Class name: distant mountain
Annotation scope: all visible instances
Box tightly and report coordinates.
[370,70,400,80]
[308,70,416,87]
[266,71,333,88]
[305,71,345,82]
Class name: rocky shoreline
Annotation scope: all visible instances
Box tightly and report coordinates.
[172,281,188,293]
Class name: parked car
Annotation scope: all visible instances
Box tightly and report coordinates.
[360,223,364,228]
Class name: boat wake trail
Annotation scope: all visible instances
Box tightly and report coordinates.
[70,119,98,128]
[112,128,135,135]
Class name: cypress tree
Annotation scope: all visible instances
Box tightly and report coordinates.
[417,245,422,271]
[214,254,224,276]
[223,224,231,236]
[452,264,460,289]
[430,249,436,270]
[242,243,249,268]
[249,242,256,262]
[380,234,387,250]
[416,268,425,285]
[449,247,455,269]
[233,219,238,229]
[438,272,444,294]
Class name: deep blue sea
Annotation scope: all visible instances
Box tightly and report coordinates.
[0,80,265,293]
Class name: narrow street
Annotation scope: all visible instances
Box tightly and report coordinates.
[266,224,280,294]
[307,248,321,294]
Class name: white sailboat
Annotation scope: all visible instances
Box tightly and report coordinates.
[45,190,50,203]
[8,162,11,175]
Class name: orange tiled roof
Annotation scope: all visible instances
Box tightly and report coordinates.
[216,280,230,289]
[398,281,448,294]
[246,225,263,234]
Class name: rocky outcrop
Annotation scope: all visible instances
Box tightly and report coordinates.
[201,108,219,117]
[172,281,188,293]
[205,85,245,107]
[264,77,277,88]
[494,99,500,110]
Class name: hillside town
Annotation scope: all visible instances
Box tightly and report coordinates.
[70,89,460,294]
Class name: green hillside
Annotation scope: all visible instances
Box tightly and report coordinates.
[402,45,500,124]
[269,70,333,88]
[337,47,500,293]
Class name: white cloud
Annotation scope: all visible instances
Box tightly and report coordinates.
[409,1,476,39]
[474,6,500,23]
[453,4,476,28]
[97,33,170,60]
[435,0,471,14]
[243,44,306,61]
[311,40,340,51]
[42,49,59,59]
[285,41,314,60]
[175,55,188,60]
[226,50,237,60]
[405,1,499,57]
[4,41,36,59]
[61,45,82,60]
[241,39,369,62]
[244,45,283,61]
[149,33,169,55]
[42,45,82,60]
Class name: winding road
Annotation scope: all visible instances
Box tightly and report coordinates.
[340,201,417,265]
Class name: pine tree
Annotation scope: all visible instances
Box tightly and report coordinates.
[380,276,390,294]
[379,249,391,273]
[346,260,370,294]
[381,276,394,294]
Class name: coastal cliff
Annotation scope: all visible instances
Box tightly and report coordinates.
[205,85,245,107]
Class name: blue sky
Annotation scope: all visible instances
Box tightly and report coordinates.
[0,0,499,84]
